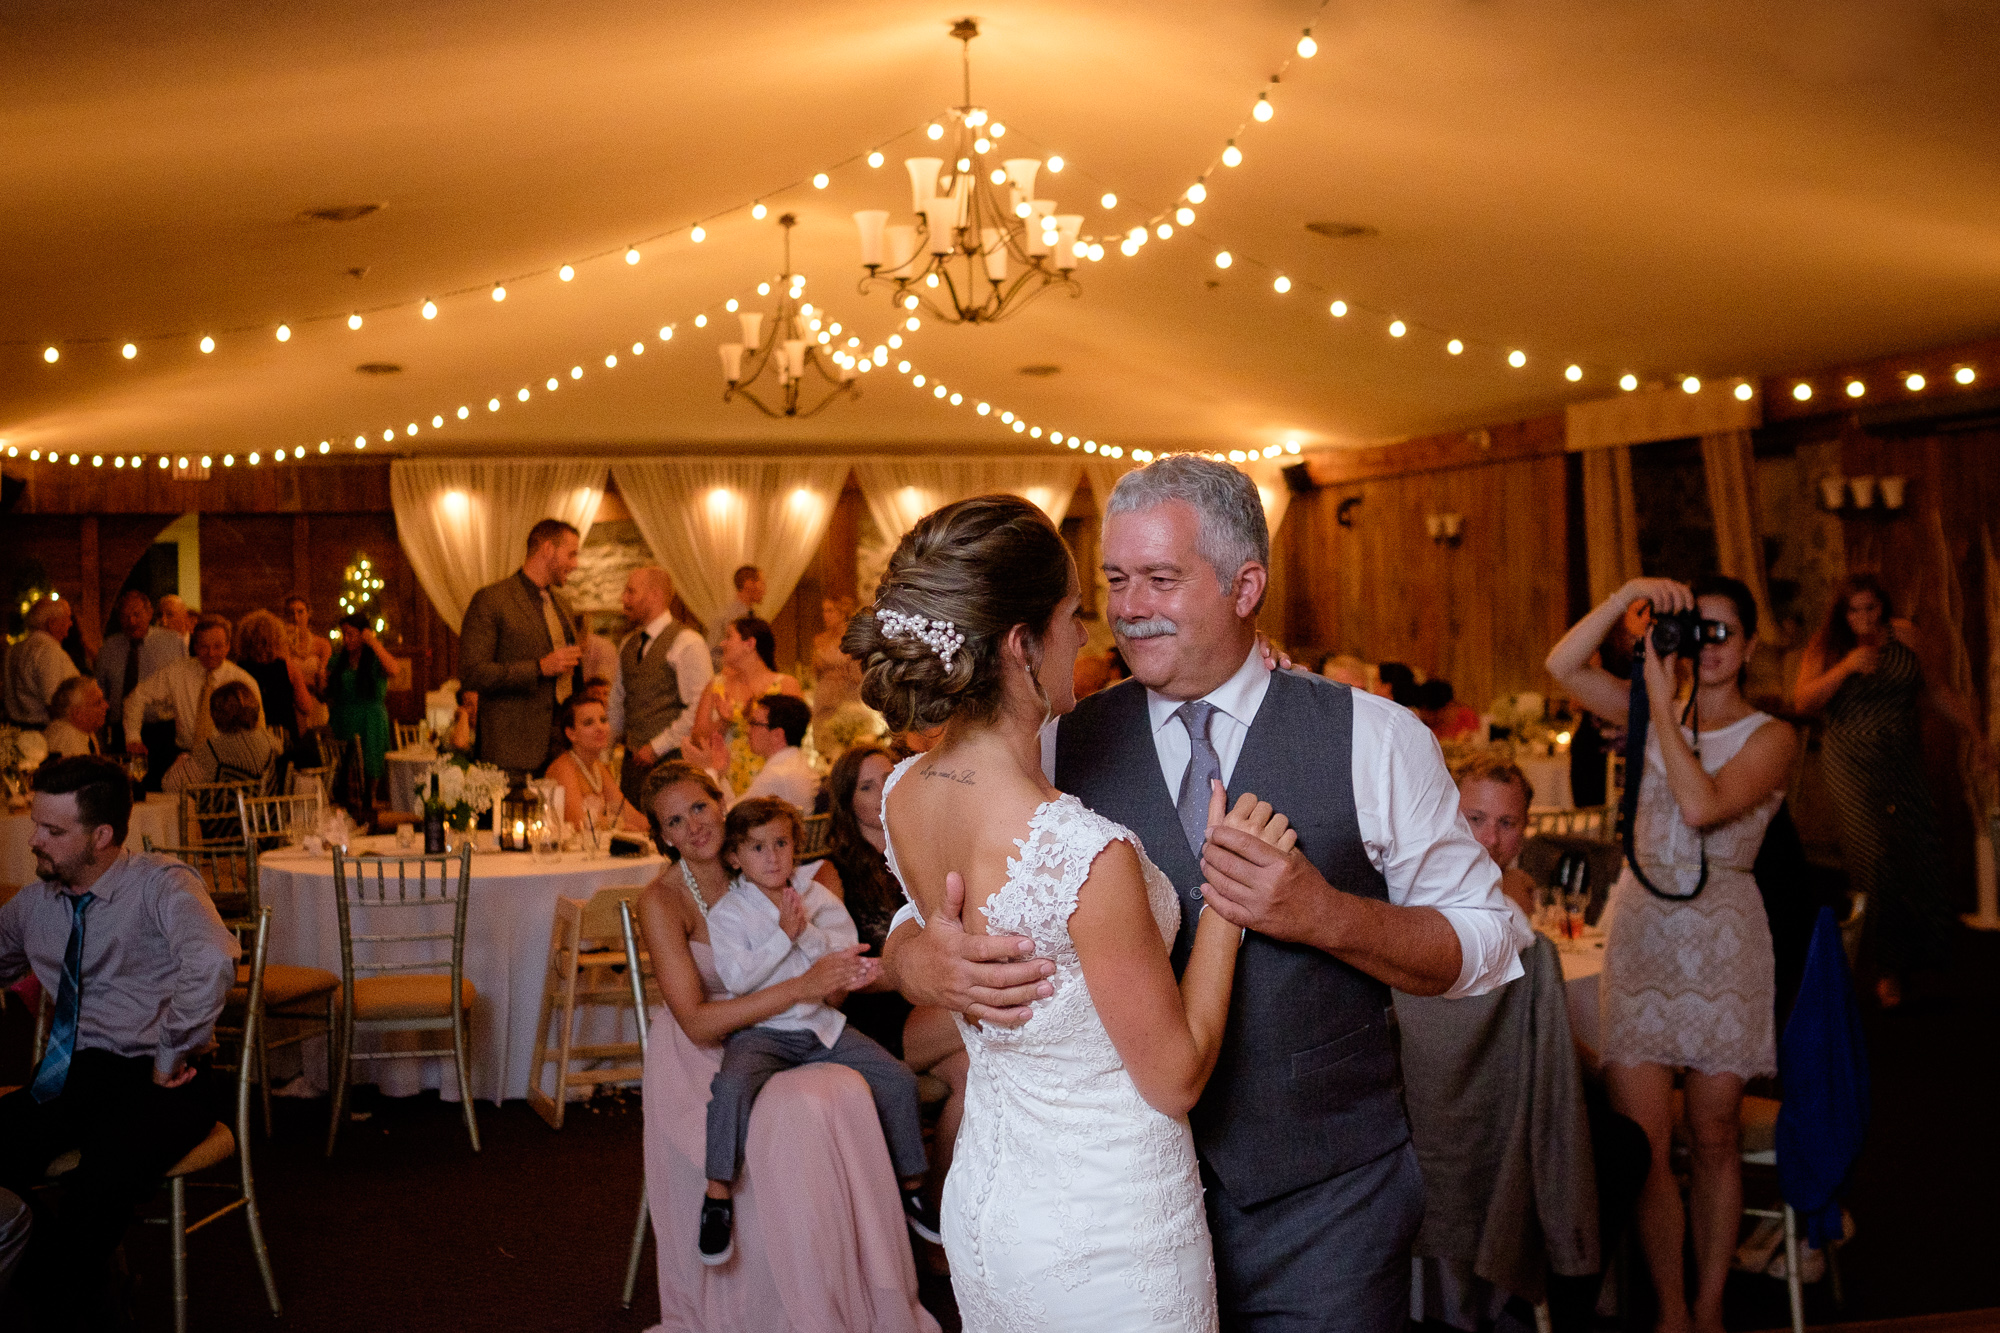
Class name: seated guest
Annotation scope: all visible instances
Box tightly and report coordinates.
[1452,754,1538,919]
[162,682,279,793]
[546,696,649,834]
[633,763,940,1332]
[690,617,803,795]
[0,756,239,1328]
[737,694,817,811]
[43,678,109,758]
[95,590,184,753]
[445,687,479,753]
[824,743,969,1186]
[5,596,79,727]
[233,609,316,749]
[1415,677,1483,741]
[700,797,935,1263]
[122,614,263,775]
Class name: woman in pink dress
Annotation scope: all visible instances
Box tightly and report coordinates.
[632,760,941,1333]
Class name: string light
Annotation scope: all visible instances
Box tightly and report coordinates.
[348,314,364,329]
[1734,383,1755,401]
[492,285,506,302]
[1389,320,1406,338]
[275,324,291,342]
[559,265,575,282]
[200,336,215,353]
[42,347,57,363]
[1904,372,1925,391]
[1620,374,1639,392]
[422,301,438,319]
[1793,383,1813,401]
[1682,376,1701,393]
[625,247,641,263]
[1297,29,1317,57]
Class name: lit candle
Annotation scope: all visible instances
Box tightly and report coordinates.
[512,819,525,849]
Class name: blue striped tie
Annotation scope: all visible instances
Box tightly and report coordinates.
[30,891,94,1103]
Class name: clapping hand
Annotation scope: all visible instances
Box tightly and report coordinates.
[777,886,808,941]
[796,944,878,1004]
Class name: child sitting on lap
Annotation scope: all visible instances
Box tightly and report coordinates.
[698,796,938,1264]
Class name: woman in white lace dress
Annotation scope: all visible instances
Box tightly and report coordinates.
[844,495,1294,1333]
[1547,575,1796,1333]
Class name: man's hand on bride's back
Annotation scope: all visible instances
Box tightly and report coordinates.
[887,870,1056,1028]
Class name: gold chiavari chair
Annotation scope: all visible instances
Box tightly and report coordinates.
[178,779,258,849]
[394,721,424,749]
[143,837,339,1135]
[238,789,323,852]
[327,844,480,1154]
[618,896,657,1309]
[796,812,833,859]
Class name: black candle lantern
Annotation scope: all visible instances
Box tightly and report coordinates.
[499,777,540,852]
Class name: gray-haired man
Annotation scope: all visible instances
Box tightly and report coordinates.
[885,456,1525,1331]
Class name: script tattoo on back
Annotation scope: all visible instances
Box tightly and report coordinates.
[919,765,976,786]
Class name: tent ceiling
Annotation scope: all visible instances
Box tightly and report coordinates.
[4,0,1997,461]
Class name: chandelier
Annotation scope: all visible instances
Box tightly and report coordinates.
[853,19,1082,325]
[719,214,859,419]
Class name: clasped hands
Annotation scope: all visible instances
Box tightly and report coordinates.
[904,782,1333,1028]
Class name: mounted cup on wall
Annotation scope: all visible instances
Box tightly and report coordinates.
[1879,475,1907,509]
[1848,475,1877,509]
[1818,474,1848,510]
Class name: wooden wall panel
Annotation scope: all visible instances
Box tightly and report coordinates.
[3,458,392,516]
[198,515,296,627]
[1278,451,1570,711]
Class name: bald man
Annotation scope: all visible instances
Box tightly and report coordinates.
[156,596,196,653]
[608,566,712,815]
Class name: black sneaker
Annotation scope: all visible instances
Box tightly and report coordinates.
[697,1196,734,1266]
[901,1188,942,1245]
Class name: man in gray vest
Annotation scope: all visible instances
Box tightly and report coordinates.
[608,566,712,817]
[885,457,1525,1331]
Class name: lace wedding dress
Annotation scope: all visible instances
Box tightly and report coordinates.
[881,758,1218,1333]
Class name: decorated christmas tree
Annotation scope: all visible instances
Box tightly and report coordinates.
[337,552,388,635]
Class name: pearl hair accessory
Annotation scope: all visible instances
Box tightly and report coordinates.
[875,606,966,669]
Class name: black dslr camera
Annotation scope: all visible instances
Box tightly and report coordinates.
[1647,608,1729,660]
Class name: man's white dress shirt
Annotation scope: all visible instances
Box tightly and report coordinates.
[706,866,855,1046]
[4,631,79,727]
[606,610,712,753]
[740,745,818,813]
[1023,648,1529,998]
[122,657,262,750]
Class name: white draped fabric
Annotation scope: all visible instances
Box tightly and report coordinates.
[390,459,608,632]
[612,459,850,630]
[852,456,1085,544]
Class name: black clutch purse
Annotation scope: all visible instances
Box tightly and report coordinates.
[607,831,653,858]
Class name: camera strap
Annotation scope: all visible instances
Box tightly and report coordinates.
[1620,650,1709,902]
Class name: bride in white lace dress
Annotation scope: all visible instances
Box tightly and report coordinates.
[844,495,1295,1333]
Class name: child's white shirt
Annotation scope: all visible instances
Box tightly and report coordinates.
[705,860,856,1046]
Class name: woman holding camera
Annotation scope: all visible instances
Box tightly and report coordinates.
[1547,575,1796,1333]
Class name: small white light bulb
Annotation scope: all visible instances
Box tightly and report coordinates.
[867,151,884,168]
[1793,383,1813,401]
[813,172,830,189]
[1734,383,1754,401]
[1046,154,1064,172]
[604,354,617,368]
[973,138,990,154]
[200,336,215,353]
[694,314,707,327]
[1846,379,1865,398]
[457,405,470,418]
[1187,182,1207,204]
[1298,29,1317,57]
[559,265,574,282]
[626,246,641,263]
[1273,276,1291,294]
[1215,250,1232,268]
[1176,207,1196,226]
[488,398,501,411]
[1330,300,1348,317]
[1682,375,1701,394]
[275,324,291,341]
[927,123,944,140]
[1253,95,1273,122]
[422,301,437,319]
[1620,374,1639,391]
[121,343,137,359]
[1389,320,1407,338]
[1564,364,1582,381]
[1904,372,1925,391]
[1447,339,1464,355]
[751,203,767,220]
[1222,143,1242,167]
[1156,223,1173,239]
[1100,192,1117,209]
[491,285,506,302]
[1507,350,1526,368]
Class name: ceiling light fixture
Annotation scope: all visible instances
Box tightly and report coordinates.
[853,19,1083,325]
[721,214,860,418]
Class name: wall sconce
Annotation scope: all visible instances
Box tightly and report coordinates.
[1819,472,1907,513]
[1818,474,1847,509]
[1848,475,1876,509]
[1425,512,1463,546]
[1879,475,1907,509]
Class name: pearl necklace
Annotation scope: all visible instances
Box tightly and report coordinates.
[680,858,710,918]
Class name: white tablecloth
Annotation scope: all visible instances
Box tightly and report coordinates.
[258,834,662,1104]
[383,748,437,816]
[1537,920,1605,1056]
[0,793,180,887]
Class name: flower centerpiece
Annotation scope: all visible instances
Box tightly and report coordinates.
[421,755,507,851]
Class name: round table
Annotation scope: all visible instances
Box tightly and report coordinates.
[1,792,180,889]
[258,834,662,1104]
[1515,751,1575,811]
[1537,918,1605,1057]
[382,747,438,816]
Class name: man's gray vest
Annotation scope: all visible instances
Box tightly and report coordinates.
[1053,668,1410,1208]
[619,624,690,748]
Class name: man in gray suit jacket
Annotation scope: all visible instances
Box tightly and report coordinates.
[459,519,584,774]
[885,458,1524,1331]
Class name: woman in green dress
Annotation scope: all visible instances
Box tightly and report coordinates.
[327,610,402,801]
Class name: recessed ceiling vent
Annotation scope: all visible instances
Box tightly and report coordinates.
[1017,364,1062,377]
[298,204,384,224]
[355,363,402,375]
[1305,221,1378,240]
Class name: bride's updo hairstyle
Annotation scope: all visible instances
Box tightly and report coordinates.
[843,493,1073,733]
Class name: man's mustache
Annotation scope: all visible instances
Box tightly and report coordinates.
[1114,617,1178,640]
